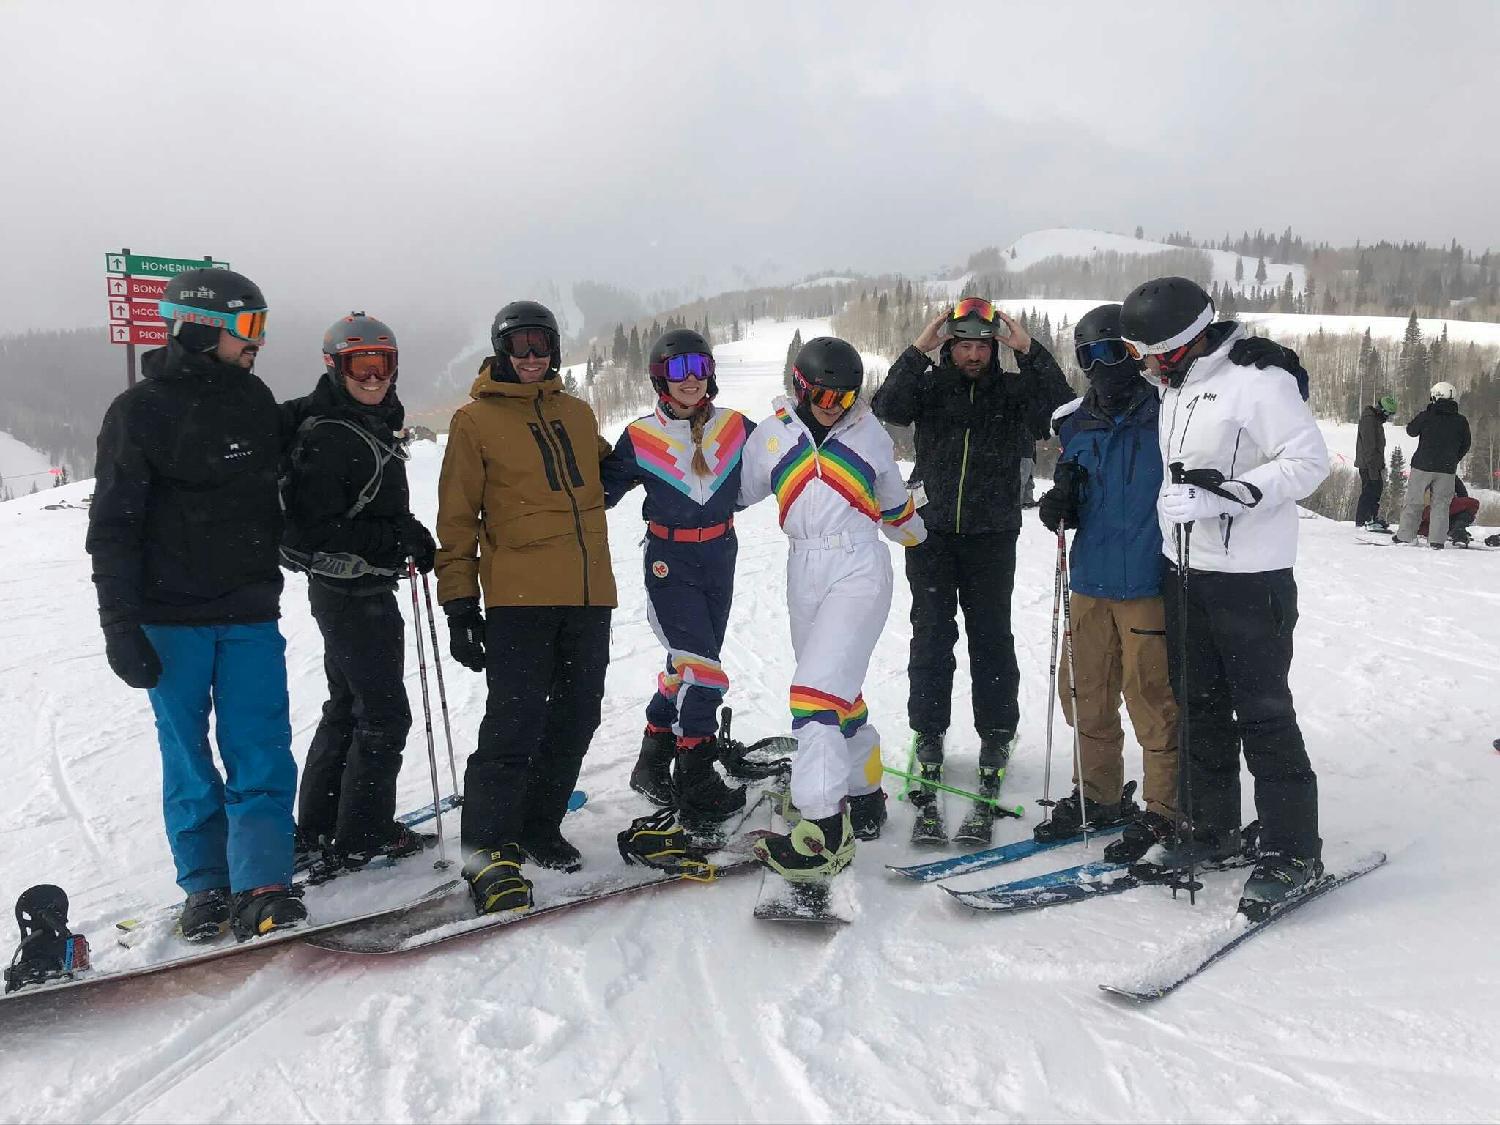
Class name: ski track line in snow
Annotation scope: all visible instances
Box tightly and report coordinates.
[37,687,110,868]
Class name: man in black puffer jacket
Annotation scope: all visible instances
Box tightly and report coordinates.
[872,298,1075,783]
[282,313,437,865]
[87,268,306,943]
[1394,382,1471,548]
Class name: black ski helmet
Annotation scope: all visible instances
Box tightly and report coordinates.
[490,300,561,380]
[793,336,864,395]
[323,312,397,383]
[158,267,266,353]
[1119,277,1214,355]
[1074,303,1124,349]
[648,328,718,400]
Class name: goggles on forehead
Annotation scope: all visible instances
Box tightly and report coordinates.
[1076,338,1133,371]
[501,327,553,359]
[651,351,715,383]
[794,369,858,411]
[159,302,268,343]
[344,350,395,382]
[950,297,997,322]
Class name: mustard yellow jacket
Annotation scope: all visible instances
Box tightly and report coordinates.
[435,362,617,608]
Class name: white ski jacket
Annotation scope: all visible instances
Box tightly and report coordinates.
[739,397,926,548]
[1156,324,1328,574]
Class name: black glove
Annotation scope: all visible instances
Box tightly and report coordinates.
[400,517,437,574]
[1228,336,1309,401]
[1037,462,1087,532]
[444,597,486,672]
[103,622,162,690]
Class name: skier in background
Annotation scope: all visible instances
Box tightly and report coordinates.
[435,300,616,915]
[1121,276,1330,915]
[281,312,437,870]
[1354,393,1398,531]
[739,336,926,877]
[604,328,754,829]
[86,268,306,942]
[1393,382,1470,549]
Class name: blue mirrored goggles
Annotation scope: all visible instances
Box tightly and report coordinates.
[1075,338,1132,371]
[651,352,714,382]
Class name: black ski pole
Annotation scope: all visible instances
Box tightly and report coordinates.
[419,569,462,799]
[1169,463,1198,906]
[1058,542,1089,845]
[408,559,451,871]
[1038,528,1066,818]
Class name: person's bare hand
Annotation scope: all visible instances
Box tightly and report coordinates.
[995,309,1031,354]
[914,310,948,353]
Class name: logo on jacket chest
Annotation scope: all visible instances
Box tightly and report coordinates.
[222,439,256,463]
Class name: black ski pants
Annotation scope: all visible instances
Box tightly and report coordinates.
[462,605,611,852]
[905,528,1020,737]
[1162,564,1320,858]
[1355,468,1383,526]
[298,582,413,853]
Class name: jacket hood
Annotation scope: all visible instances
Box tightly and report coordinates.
[1431,398,1460,415]
[141,339,241,384]
[302,370,405,431]
[470,357,561,400]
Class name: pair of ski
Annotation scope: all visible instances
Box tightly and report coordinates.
[902,738,1025,849]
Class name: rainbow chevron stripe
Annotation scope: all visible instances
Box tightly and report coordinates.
[657,652,729,700]
[881,495,916,527]
[771,436,817,525]
[627,417,689,485]
[628,409,748,497]
[815,439,880,521]
[789,685,869,736]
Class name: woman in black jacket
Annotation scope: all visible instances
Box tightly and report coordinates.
[283,312,437,866]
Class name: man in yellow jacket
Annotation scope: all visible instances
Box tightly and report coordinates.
[436,300,617,914]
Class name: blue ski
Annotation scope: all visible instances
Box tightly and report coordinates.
[886,823,1126,884]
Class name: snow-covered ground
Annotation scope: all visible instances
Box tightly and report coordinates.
[0,430,54,496]
[2,318,1499,1122]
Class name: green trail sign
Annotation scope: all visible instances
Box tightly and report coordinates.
[104,252,230,276]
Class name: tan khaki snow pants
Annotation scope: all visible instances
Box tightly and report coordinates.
[1058,592,1179,816]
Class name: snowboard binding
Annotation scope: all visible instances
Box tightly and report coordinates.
[617,808,719,881]
[5,884,90,994]
[715,708,794,782]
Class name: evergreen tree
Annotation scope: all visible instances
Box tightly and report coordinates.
[1255,256,1268,285]
[1400,311,1428,412]
[1383,445,1407,523]
[1234,256,1244,283]
[731,315,741,342]
[627,325,643,375]
[1279,272,1296,313]
[1220,287,1239,319]
[612,324,628,367]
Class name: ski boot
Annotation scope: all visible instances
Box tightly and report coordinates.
[1103,808,1177,864]
[1032,782,1135,844]
[912,730,945,768]
[1130,821,1254,885]
[977,730,1016,770]
[230,885,308,942]
[909,762,947,846]
[178,887,233,942]
[463,845,534,915]
[752,808,856,883]
[340,823,433,870]
[518,827,583,873]
[954,767,1006,845]
[630,725,677,806]
[672,737,747,830]
[617,808,716,879]
[1238,851,1324,921]
[847,789,887,841]
[5,885,90,994]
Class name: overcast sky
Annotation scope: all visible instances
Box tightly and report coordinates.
[2,0,1496,335]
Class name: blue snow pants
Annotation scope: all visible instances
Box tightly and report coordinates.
[141,622,297,894]
[643,536,735,739]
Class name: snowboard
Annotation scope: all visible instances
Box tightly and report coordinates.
[751,784,854,925]
[0,879,459,1005]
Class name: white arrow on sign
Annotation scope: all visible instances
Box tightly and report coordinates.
[107,254,126,272]
[108,278,127,297]
[109,324,129,343]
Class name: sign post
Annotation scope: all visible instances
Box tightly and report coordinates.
[105,249,227,387]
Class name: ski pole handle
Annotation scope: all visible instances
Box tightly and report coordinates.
[882,767,1025,817]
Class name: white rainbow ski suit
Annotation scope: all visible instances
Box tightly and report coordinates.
[739,398,926,819]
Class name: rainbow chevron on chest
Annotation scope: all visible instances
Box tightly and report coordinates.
[770,426,881,524]
[627,408,747,498]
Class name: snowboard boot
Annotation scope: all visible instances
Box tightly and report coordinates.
[630,725,677,806]
[617,807,716,879]
[463,844,534,915]
[1032,787,1122,844]
[1103,809,1177,864]
[672,737,747,829]
[977,730,1016,770]
[230,885,308,942]
[847,789,888,841]
[177,887,232,942]
[1238,852,1324,921]
[909,762,947,845]
[518,827,583,873]
[293,825,330,871]
[340,823,433,870]
[752,808,856,883]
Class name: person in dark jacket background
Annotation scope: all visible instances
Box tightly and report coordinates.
[1394,382,1470,548]
[1354,393,1397,530]
[85,267,305,943]
[871,297,1074,801]
[282,312,437,868]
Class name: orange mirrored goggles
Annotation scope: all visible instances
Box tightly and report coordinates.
[344,350,395,382]
[950,297,997,322]
[794,370,858,410]
[158,302,268,342]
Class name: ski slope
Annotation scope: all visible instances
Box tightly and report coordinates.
[1,317,1498,1122]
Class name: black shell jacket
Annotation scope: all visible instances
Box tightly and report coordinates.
[1355,405,1387,475]
[87,340,286,627]
[1407,399,1471,474]
[872,340,1075,533]
[280,375,414,594]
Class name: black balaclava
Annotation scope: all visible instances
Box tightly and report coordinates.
[1090,361,1145,415]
